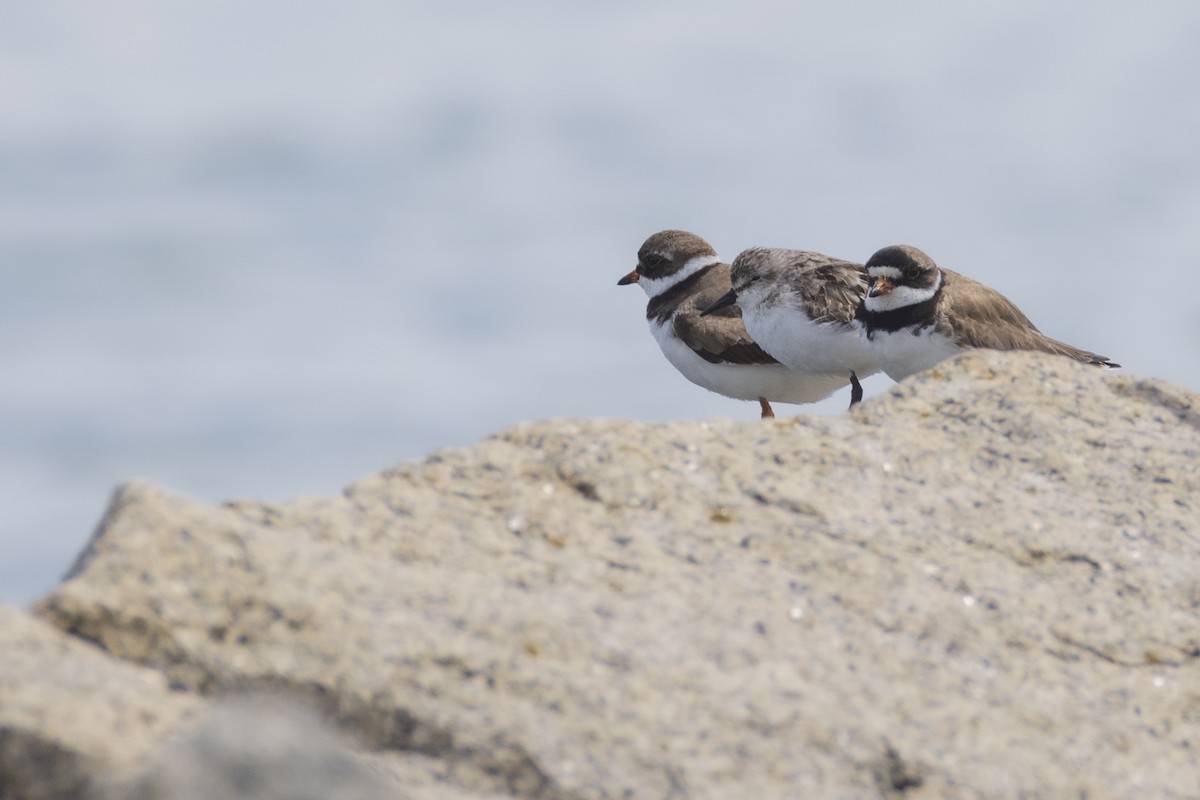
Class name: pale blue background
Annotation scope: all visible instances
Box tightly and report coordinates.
[4,1,1198,605]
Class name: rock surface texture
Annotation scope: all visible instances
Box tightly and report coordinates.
[3,350,1199,799]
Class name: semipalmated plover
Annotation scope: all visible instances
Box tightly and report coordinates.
[619,230,843,417]
[700,247,878,407]
[854,244,1120,381]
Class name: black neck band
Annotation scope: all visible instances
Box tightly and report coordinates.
[646,264,715,323]
[855,291,940,335]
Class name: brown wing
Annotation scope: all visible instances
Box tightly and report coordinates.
[936,269,1115,364]
[672,304,777,365]
[792,260,868,325]
[672,269,778,366]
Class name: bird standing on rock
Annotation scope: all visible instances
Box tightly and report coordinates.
[700,247,878,408]
[619,230,843,418]
[854,244,1120,381]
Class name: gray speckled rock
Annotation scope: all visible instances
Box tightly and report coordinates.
[107,698,398,800]
[15,350,1200,798]
[0,606,205,799]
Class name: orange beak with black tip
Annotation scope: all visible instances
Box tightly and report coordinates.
[617,268,640,286]
[867,276,893,298]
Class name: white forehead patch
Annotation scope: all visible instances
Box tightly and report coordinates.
[867,265,903,280]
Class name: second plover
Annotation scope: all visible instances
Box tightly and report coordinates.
[701,246,878,407]
[854,244,1120,381]
[619,230,846,417]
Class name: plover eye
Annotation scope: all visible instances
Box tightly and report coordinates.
[903,266,920,279]
[641,254,664,268]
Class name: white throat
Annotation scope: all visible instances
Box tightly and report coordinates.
[637,254,721,299]
[864,270,941,313]
[733,271,777,310]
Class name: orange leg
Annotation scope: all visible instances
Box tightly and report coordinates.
[758,398,775,418]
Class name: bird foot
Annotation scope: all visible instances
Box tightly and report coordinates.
[848,371,863,408]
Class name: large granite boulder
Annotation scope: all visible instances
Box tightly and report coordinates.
[3,350,1198,798]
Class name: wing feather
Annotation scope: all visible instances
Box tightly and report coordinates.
[672,269,778,366]
[792,260,868,325]
[937,269,1116,364]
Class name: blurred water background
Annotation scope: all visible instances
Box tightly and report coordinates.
[3,1,1199,605]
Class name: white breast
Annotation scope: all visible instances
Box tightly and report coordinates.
[649,318,851,405]
[863,325,965,382]
[741,302,879,378]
